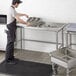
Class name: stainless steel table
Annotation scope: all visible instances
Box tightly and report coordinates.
[66,23,76,49]
[17,23,66,50]
[51,23,76,76]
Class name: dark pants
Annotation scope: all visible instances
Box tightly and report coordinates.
[5,20,17,61]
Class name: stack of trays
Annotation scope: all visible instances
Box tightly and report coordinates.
[27,17,45,27]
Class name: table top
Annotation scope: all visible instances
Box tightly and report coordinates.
[66,23,76,32]
[17,23,66,32]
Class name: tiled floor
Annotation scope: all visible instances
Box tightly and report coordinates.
[0,49,76,76]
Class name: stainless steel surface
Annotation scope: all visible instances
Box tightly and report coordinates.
[17,23,66,32]
[66,23,76,49]
[17,22,66,50]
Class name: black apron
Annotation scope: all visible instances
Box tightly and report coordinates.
[5,19,17,61]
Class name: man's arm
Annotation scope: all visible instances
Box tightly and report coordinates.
[15,14,30,25]
[17,13,29,18]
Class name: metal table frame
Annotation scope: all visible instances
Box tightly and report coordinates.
[66,23,76,49]
[17,23,66,51]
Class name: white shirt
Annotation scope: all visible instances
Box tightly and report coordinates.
[7,6,17,24]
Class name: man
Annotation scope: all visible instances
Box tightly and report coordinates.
[5,0,30,64]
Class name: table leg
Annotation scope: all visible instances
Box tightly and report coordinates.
[56,32,58,50]
[20,27,23,51]
[62,28,64,47]
[69,33,72,48]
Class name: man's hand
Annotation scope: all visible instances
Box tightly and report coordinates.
[24,14,29,18]
[26,15,29,18]
[26,22,31,26]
